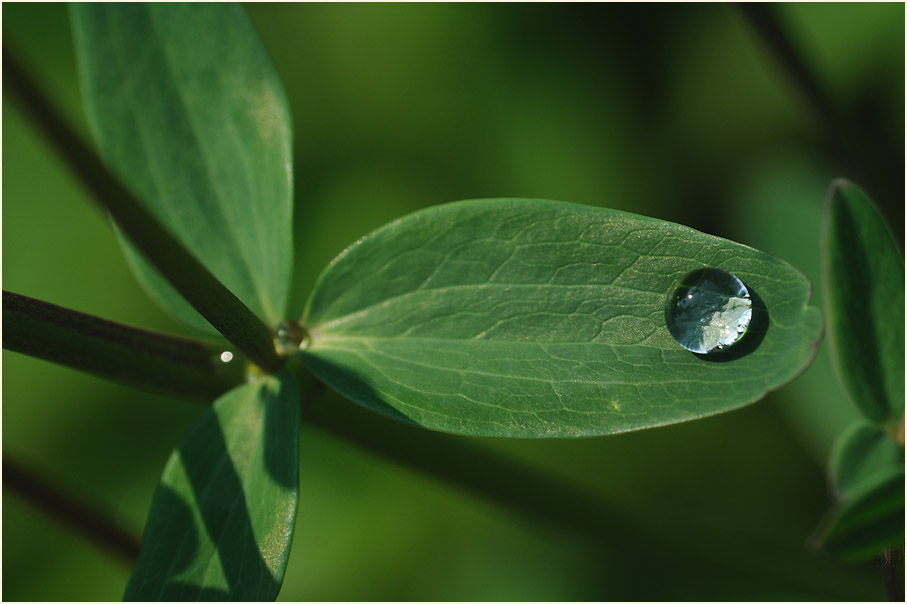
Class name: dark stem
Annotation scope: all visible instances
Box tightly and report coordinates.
[737,2,906,244]
[736,3,839,133]
[882,547,905,601]
[3,291,245,400]
[3,456,141,566]
[3,358,865,599]
[296,378,861,599]
[735,3,847,173]
[300,379,648,544]
[2,48,285,374]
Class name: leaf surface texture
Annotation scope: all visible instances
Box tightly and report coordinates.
[302,199,822,437]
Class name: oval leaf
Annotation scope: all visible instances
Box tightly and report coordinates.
[822,180,905,424]
[71,3,293,334]
[299,199,822,437]
[829,420,903,498]
[811,465,905,562]
[125,371,300,600]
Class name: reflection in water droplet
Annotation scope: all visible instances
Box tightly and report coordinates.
[220,351,234,363]
[666,268,753,354]
[274,320,306,356]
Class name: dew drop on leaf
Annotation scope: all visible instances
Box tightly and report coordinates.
[274,320,307,355]
[665,268,753,354]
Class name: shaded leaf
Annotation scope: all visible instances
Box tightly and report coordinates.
[822,180,904,424]
[125,371,300,601]
[811,465,905,562]
[71,3,293,334]
[829,420,902,498]
[300,199,822,437]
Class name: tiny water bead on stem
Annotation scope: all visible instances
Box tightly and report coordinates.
[666,268,753,355]
[273,320,309,356]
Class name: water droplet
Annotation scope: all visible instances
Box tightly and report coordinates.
[666,268,753,354]
[220,351,234,363]
[273,320,307,356]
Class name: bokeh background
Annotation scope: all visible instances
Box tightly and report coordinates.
[3,3,903,600]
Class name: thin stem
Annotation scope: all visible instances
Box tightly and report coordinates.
[737,2,905,238]
[882,547,905,601]
[736,3,839,132]
[3,456,141,566]
[3,291,245,399]
[301,381,647,544]
[297,381,862,600]
[2,48,284,374]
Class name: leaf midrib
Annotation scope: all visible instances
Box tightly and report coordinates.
[308,281,670,332]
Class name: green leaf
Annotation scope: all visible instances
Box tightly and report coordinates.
[125,371,300,601]
[822,180,905,424]
[830,420,903,498]
[299,199,822,437]
[811,465,905,562]
[70,3,293,335]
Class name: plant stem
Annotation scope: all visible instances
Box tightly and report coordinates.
[736,4,838,132]
[3,291,245,399]
[882,547,905,601]
[300,380,649,542]
[3,456,141,566]
[296,380,864,599]
[737,3,905,242]
[2,48,284,374]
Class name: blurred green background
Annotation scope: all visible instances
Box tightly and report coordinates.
[3,3,903,600]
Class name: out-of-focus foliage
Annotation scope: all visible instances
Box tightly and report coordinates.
[822,181,904,424]
[3,3,902,600]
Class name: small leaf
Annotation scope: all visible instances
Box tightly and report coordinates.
[822,180,905,424]
[125,371,300,601]
[300,199,822,437]
[811,465,905,562]
[829,420,902,498]
[71,3,293,334]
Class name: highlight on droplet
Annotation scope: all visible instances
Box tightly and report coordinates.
[665,268,753,354]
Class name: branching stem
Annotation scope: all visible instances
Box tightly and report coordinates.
[2,48,284,373]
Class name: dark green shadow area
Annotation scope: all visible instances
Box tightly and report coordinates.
[124,382,295,601]
[125,424,278,601]
[124,486,199,600]
[177,414,278,600]
[300,353,415,428]
[264,375,300,491]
